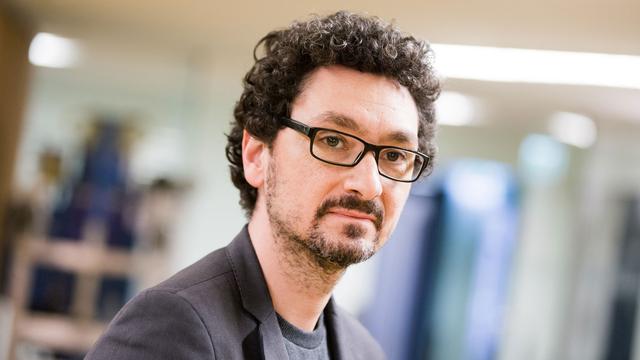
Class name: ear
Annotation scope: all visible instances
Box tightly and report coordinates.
[242,129,268,188]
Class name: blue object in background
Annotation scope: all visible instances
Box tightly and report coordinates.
[363,160,520,360]
[361,178,443,360]
[96,276,132,321]
[104,190,137,249]
[81,121,126,221]
[48,188,87,241]
[47,120,136,247]
[81,122,125,188]
[28,265,76,314]
[426,161,519,360]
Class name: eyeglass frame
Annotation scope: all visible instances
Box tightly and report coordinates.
[279,116,430,183]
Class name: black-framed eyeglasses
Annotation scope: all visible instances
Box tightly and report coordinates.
[280,117,429,183]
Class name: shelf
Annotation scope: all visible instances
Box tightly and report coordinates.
[15,312,106,353]
[22,238,136,276]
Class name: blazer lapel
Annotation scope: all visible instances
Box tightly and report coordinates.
[225,226,289,360]
[258,312,290,360]
[324,297,351,360]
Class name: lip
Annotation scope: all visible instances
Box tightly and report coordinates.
[328,208,377,222]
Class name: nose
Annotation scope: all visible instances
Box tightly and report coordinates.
[343,152,383,200]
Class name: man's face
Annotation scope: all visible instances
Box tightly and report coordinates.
[263,65,420,268]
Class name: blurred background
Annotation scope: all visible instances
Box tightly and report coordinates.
[1,0,639,359]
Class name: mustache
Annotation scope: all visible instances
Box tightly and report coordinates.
[315,195,384,230]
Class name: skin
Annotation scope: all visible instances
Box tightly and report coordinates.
[242,65,420,331]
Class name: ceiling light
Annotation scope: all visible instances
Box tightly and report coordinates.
[547,112,597,148]
[29,32,80,68]
[436,91,478,126]
[432,43,640,90]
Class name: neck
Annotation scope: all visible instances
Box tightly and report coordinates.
[248,208,345,332]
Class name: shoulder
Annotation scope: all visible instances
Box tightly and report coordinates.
[86,248,235,360]
[154,246,232,293]
[86,288,216,359]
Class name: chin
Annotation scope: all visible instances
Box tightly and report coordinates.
[307,224,380,268]
[341,223,369,240]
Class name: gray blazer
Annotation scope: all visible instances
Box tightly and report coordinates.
[85,226,385,359]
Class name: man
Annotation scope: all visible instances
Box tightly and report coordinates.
[86,11,439,360]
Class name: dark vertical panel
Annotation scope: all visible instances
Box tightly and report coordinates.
[604,197,640,360]
[0,5,32,285]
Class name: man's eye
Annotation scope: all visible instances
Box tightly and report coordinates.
[384,151,405,162]
[323,136,343,147]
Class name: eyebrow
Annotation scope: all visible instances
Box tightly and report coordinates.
[317,111,361,132]
[316,111,418,147]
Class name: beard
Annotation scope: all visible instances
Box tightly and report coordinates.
[265,160,385,270]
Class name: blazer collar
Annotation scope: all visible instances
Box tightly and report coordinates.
[324,297,350,360]
[225,225,274,322]
[225,226,288,359]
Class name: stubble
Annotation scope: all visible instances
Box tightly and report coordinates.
[264,159,385,276]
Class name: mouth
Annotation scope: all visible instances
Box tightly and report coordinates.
[328,208,378,223]
[315,195,384,231]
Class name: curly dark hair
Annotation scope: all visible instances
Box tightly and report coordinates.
[226,11,440,217]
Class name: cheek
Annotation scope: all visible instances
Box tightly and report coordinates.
[274,158,331,213]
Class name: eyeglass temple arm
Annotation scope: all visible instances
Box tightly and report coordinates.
[281,117,311,136]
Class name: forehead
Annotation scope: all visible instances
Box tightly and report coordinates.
[290,65,420,145]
